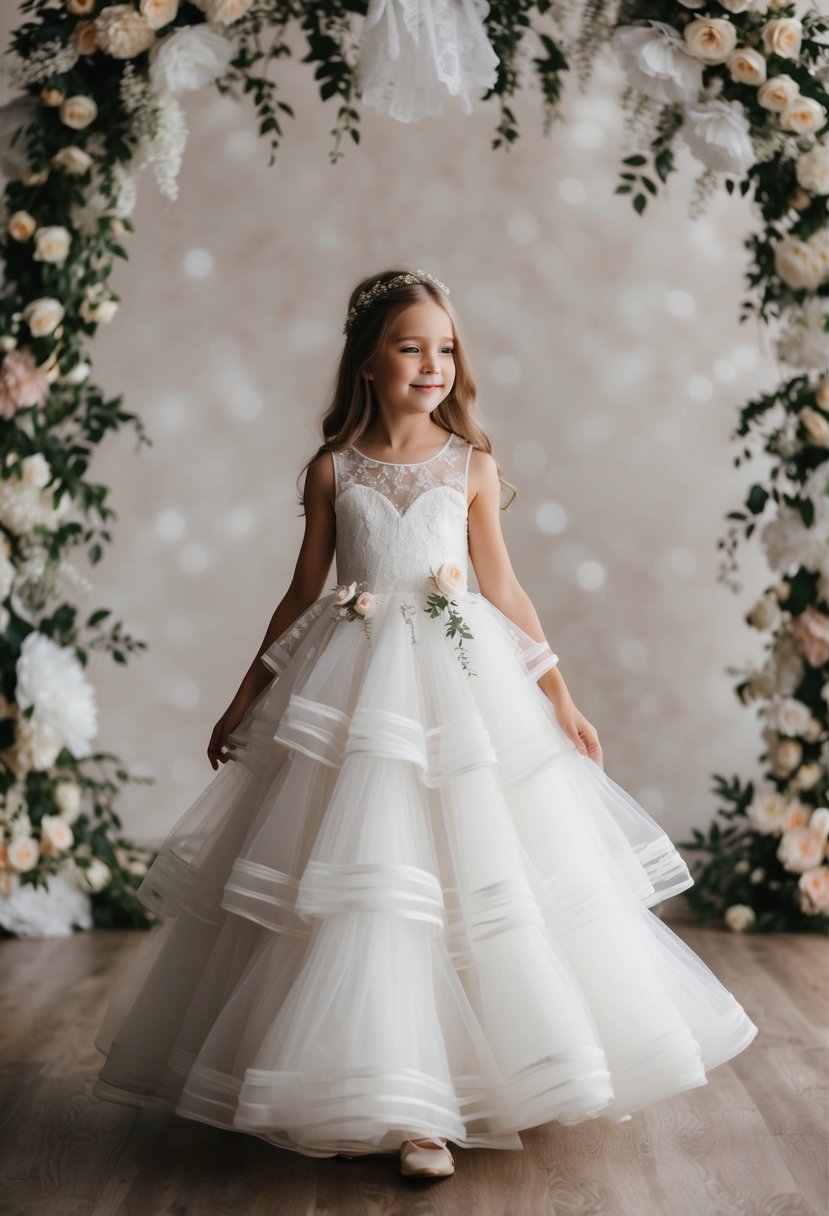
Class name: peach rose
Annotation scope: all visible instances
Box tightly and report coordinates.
[790,606,829,667]
[777,825,826,873]
[139,0,179,29]
[757,73,799,112]
[95,5,156,58]
[8,211,36,241]
[800,406,829,446]
[761,17,802,61]
[353,591,377,619]
[796,144,829,197]
[684,18,738,65]
[798,865,829,914]
[781,97,827,136]
[68,0,97,13]
[59,94,97,129]
[333,581,357,606]
[40,87,64,107]
[204,0,255,24]
[0,349,50,417]
[7,835,39,871]
[40,814,74,854]
[434,561,467,597]
[783,800,813,831]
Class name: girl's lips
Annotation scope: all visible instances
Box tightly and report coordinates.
[412,385,443,390]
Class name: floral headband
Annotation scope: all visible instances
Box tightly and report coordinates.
[343,270,450,334]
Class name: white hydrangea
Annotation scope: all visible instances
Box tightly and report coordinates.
[611,21,705,105]
[14,631,98,770]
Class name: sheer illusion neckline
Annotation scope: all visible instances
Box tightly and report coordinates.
[349,432,454,466]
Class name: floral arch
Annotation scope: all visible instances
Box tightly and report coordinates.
[0,0,826,937]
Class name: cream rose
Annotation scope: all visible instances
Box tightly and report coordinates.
[40,813,74,854]
[796,144,829,196]
[22,298,65,338]
[71,20,99,56]
[781,97,827,136]
[770,736,802,779]
[747,673,774,700]
[761,17,802,61]
[205,0,255,24]
[139,0,179,29]
[7,835,39,871]
[62,360,91,386]
[777,825,825,872]
[746,593,780,630]
[353,591,377,619]
[76,856,112,892]
[798,865,829,915]
[748,788,789,834]
[757,73,799,112]
[774,237,823,291]
[434,561,467,597]
[727,48,767,86]
[52,145,93,175]
[792,761,823,790]
[60,94,97,129]
[800,407,829,446]
[8,211,36,241]
[68,0,97,13]
[96,5,156,58]
[684,18,738,65]
[80,296,118,324]
[809,807,829,845]
[724,904,755,931]
[808,228,829,283]
[54,779,82,824]
[33,226,71,266]
[41,87,64,107]
[774,696,813,737]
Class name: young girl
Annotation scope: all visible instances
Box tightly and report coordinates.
[93,268,758,1180]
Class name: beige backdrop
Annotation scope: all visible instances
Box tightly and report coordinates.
[1,13,774,850]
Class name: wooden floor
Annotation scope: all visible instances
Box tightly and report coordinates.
[0,913,826,1216]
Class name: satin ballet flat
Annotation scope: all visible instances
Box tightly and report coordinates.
[399,1137,455,1178]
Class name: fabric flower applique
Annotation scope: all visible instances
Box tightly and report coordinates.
[329,580,377,645]
[424,561,476,677]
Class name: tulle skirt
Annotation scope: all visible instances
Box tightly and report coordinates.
[92,588,759,1156]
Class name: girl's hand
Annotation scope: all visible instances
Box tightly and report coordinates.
[551,694,603,770]
[207,702,246,770]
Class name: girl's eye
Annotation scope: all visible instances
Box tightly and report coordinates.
[399,346,455,354]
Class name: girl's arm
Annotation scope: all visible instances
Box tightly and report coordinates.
[208,452,336,769]
[467,448,602,766]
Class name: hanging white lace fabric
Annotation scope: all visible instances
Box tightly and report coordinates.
[357,0,499,123]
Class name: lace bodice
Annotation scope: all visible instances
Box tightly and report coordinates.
[332,431,472,594]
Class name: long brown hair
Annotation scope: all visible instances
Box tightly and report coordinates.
[295,268,518,512]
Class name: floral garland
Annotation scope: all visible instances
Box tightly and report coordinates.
[0,0,826,933]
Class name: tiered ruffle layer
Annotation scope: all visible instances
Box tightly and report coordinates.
[93,589,758,1156]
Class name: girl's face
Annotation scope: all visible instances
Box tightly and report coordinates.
[363,298,456,416]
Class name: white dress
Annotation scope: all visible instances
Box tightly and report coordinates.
[93,430,758,1156]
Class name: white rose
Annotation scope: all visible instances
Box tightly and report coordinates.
[610,22,705,106]
[22,297,64,337]
[148,24,234,94]
[748,787,789,833]
[774,696,813,737]
[793,761,823,790]
[796,143,829,196]
[761,17,803,61]
[777,826,825,872]
[682,99,755,178]
[139,0,179,30]
[781,97,827,136]
[757,74,800,113]
[800,407,829,446]
[353,591,377,619]
[684,17,738,65]
[727,48,767,86]
[59,95,97,130]
[724,904,755,931]
[54,779,82,824]
[95,5,156,58]
[8,211,36,241]
[40,813,74,853]
[76,856,112,892]
[774,237,823,291]
[434,561,467,597]
[7,835,40,871]
[51,145,93,175]
[33,226,72,266]
[746,593,781,630]
[80,296,118,324]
